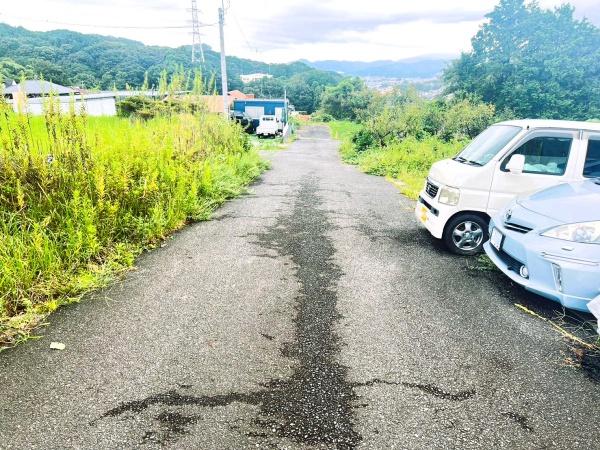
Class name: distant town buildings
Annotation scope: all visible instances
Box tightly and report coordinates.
[362,76,443,99]
[240,73,273,84]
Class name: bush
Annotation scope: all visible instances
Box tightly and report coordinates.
[351,128,376,152]
[117,95,208,119]
[311,112,334,123]
[440,98,496,140]
[117,95,156,118]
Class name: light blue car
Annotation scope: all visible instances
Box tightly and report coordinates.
[484,179,600,312]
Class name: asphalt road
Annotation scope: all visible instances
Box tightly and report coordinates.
[1,125,599,449]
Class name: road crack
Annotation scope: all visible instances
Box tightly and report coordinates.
[353,379,476,402]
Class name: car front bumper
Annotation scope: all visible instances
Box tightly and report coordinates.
[414,192,456,239]
[484,218,600,312]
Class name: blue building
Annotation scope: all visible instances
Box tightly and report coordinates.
[232,98,289,132]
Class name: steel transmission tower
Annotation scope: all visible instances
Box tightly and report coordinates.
[190,0,205,63]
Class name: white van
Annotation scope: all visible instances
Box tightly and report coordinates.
[256,115,280,138]
[415,119,600,255]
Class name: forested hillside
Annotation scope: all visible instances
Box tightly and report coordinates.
[0,23,320,94]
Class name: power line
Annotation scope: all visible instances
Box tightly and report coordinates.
[230,9,258,55]
[0,15,217,30]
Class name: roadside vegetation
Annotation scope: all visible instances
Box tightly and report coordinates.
[0,97,267,347]
[325,91,490,198]
[250,135,287,151]
[318,0,599,198]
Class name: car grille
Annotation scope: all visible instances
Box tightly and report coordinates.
[425,180,439,198]
[490,246,524,274]
[504,222,533,234]
[418,196,439,216]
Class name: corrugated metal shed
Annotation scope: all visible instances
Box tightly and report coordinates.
[4,80,76,97]
[232,98,289,118]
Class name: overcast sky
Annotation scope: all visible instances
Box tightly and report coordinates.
[1,0,598,63]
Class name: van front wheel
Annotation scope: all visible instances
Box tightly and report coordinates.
[443,214,488,256]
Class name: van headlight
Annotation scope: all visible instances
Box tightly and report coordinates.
[541,221,600,244]
[438,186,460,206]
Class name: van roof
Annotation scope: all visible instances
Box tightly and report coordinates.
[497,119,600,132]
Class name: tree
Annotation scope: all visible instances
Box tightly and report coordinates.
[244,77,286,99]
[285,70,341,113]
[141,71,149,91]
[0,58,33,81]
[157,70,168,96]
[444,0,600,120]
[192,69,204,96]
[441,98,496,139]
[319,78,372,120]
[0,23,326,92]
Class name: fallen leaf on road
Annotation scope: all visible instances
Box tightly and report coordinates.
[50,342,66,350]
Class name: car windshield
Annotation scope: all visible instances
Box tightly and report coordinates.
[454,125,522,166]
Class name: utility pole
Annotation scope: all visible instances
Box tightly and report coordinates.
[219,0,229,118]
[190,0,204,63]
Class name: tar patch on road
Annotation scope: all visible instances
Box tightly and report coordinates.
[252,175,361,448]
[94,176,361,448]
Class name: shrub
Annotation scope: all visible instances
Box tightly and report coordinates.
[351,128,376,152]
[117,95,208,119]
[440,98,496,140]
[117,95,156,118]
[311,112,334,123]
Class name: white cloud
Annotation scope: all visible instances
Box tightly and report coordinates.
[0,0,596,63]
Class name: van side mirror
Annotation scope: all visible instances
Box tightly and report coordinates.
[506,154,525,174]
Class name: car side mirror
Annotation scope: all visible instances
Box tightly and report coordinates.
[506,154,525,174]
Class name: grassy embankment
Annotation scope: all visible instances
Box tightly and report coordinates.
[0,101,268,347]
[329,120,466,199]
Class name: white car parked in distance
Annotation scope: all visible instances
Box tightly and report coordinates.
[256,115,280,138]
[415,119,600,255]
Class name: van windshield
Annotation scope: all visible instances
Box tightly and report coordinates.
[454,125,522,166]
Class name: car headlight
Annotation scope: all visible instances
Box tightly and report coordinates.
[439,186,460,206]
[541,221,600,244]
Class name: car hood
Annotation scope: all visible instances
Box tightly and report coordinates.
[428,158,488,188]
[518,180,600,223]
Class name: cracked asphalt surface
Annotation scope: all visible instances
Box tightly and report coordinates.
[1,125,600,449]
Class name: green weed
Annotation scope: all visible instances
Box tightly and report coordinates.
[329,121,466,199]
[251,135,287,151]
[0,98,267,346]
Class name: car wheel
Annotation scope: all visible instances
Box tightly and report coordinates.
[443,214,488,256]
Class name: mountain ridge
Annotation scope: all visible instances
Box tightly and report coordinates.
[301,57,453,79]
[0,23,319,91]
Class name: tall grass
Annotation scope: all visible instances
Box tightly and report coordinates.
[0,99,267,345]
[330,121,466,199]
